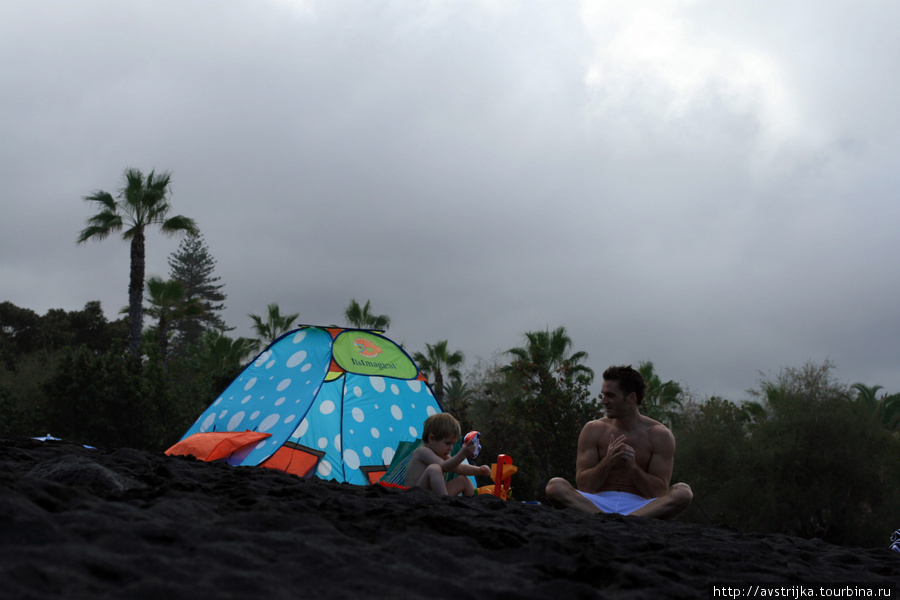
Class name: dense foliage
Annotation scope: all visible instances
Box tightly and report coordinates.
[0,300,128,438]
[1,231,244,450]
[0,302,226,451]
[674,362,900,547]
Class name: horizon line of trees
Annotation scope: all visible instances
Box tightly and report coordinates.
[3,295,898,547]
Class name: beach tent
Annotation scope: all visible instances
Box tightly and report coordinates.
[173,325,443,485]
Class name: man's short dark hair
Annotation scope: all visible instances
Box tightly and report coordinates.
[603,365,646,405]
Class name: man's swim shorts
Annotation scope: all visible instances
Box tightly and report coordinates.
[577,490,656,515]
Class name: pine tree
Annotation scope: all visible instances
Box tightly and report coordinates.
[167,233,229,348]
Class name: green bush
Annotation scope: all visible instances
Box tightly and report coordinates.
[41,345,186,451]
[676,362,900,547]
[0,386,25,437]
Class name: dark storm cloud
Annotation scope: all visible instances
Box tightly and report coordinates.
[2,0,898,401]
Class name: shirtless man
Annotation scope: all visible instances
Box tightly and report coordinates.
[545,365,692,519]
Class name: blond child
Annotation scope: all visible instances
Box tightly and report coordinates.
[404,413,490,496]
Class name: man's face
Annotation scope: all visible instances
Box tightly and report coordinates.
[600,380,630,417]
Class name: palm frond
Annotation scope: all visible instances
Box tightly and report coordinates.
[77,211,123,243]
[145,169,173,195]
[82,190,117,211]
[159,215,199,236]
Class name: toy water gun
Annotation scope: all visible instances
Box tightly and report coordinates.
[464,431,481,458]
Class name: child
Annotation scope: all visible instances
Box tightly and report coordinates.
[404,413,490,496]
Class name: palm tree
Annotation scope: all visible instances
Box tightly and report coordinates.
[248,303,299,349]
[144,276,202,367]
[851,383,883,414]
[413,340,465,404]
[344,299,391,331]
[502,326,595,488]
[188,329,257,393]
[503,326,594,388]
[77,168,198,356]
[443,378,472,411]
[851,383,900,432]
[881,394,900,433]
[637,361,684,428]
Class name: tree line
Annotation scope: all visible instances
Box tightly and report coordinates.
[2,167,898,548]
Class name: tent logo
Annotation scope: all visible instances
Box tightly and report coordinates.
[354,337,383,358]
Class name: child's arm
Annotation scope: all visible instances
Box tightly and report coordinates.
[446,438,491,477]
[451,462,492,478]
[411,445,467,473]
[439,448,471,472]
[429,437,481,473]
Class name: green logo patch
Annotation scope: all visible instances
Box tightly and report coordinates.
[332,331,418,379]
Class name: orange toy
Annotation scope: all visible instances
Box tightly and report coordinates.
[475,454,517,500]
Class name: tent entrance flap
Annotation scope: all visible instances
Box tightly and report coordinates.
[360,465,388,484]
[260,442,325,477]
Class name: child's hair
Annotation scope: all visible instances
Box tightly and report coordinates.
[422,413,461,443]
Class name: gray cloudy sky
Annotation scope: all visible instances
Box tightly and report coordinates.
[2,0,899,402]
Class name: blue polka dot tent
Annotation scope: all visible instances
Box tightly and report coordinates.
[167,326,443,485]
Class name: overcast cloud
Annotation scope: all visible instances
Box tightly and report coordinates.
[2,0,899,402]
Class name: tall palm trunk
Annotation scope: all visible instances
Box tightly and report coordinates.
[434,370,444,404]
[78,168,198,358]
[128,230,146,356]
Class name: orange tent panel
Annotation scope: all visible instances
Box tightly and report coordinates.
[360,466,387,484]
[260,442,325,478]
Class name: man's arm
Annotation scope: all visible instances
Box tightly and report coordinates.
[574,422,613,493]
[627,425,674,499]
